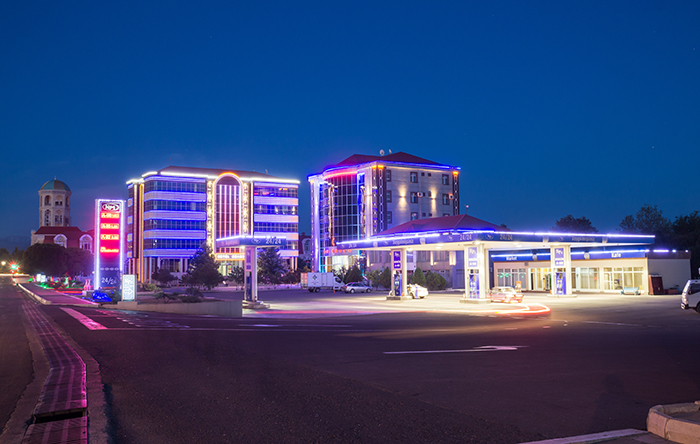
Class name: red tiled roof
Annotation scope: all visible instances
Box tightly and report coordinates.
[330,152,445,169]
[34,226,87,239]
[378,214,508,236]
[34,226,92,249]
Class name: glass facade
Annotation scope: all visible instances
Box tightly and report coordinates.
[128,170,299,284]
[497,268,527,287]
[574,267,599,290]
[604,267,644,290]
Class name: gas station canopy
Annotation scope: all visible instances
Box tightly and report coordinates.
[338,215,655,252]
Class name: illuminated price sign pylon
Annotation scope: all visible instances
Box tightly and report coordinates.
[95,199,125,289]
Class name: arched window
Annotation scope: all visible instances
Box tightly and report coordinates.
[55,211,63,225]
[80,235,92,252]
[44,195,50,206]
[44,210,50,225]
[214,174,242,254]
[55,235,67,248]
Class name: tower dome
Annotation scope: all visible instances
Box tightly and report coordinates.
[38,178,72,227]
[40,179,72,191]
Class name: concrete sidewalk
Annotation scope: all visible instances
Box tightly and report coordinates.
[17,283,98,306]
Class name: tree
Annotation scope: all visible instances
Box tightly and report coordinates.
[257,248,288,285]
[65,247,93,277]
[227,266,244,286]
[669,211,700,278]
[23,243,67,276]
[366,268,382,289]
[411,267,427,286]
[618,204,672,244]
[181,245,224,290]
[282,268,301,284]
[343,266,362,284]
[552,215,598,233]
[377,267,392,290]
[152,268,177,287]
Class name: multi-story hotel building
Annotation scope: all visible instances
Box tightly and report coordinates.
[126,166,299,283]
[308,152,460,272]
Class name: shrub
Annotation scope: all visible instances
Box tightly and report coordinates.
[425,271,447,291]
[184,287,203,298]
[154,291,178,303]
[179,295,202,303]
[344,266,362,284]
[142,283,160,292]
[411,267,427,286]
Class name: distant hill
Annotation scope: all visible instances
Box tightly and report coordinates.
[0,235,30,251]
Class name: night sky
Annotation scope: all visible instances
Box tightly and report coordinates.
[2,1,699,242]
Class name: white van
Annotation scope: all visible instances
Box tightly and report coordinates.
[680,280,700,313]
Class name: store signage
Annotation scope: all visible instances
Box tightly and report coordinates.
[554,248,565,267]
[95,199,124,289]
[467,247,478,268]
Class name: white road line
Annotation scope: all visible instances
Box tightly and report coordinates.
[582,320,659,328]
[61,308,108,330]
[384,345,526,355]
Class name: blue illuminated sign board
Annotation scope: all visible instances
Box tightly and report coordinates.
[393,250,402,270]
[467,247,478,268]
[554,248,565,267]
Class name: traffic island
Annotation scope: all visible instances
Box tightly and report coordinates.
[647,401,700,443]
[116,299,242,317]
[242,300,270,309]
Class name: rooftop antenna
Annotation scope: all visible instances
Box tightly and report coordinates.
[464,204,469,214]
[389,149,392,154]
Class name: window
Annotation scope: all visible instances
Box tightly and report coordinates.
[386,169,392,182]
[410,212,419,220]
[603,267,644,291]
[427,191,432,197]
[421,172,425,176]
[410,172,418,183]
[44,210,50,225]
[386,190,392,203]
[387,211,392,223]
[427,173,431,177]
[44,196,50,205]
[253,186,298,198]
[54,235,67,248]
[410,192,418,203]
[442,174,449,185]
[422,212,426,217]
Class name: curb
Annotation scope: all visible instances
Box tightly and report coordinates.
[17,283,52,305]
[647,401,700,444]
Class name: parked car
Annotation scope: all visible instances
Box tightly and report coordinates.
[408,284,428,299]
[681,279,700,313]
[343,282,372,293]
[488,286,524,303]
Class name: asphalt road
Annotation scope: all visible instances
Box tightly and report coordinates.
[4,284,700,443]
[0,278,33,436]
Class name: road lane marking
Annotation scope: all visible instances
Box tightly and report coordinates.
[61,308,108,330]
[384,345,526,355]
[582,321,660,328]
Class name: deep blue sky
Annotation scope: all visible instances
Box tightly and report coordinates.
[2,1,698,241]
